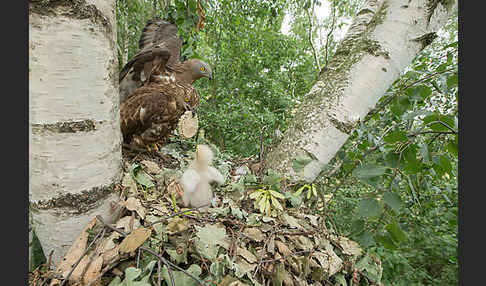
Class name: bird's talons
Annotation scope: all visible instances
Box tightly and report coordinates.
[144,142,162,152]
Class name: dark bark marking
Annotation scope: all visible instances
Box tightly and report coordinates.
[30,183,118,215]
[31,119,102,134]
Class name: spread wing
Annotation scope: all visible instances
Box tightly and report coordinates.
[138,19,182,67]
[119,19,182,83]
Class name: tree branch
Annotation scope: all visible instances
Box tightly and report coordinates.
[305,3,320,71]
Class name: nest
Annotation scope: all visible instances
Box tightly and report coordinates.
[30,144,383,286]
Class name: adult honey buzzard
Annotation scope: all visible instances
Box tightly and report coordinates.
[119,19,211,149]
[119,19,212,103]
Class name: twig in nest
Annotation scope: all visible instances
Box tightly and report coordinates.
[198,252,209,272]
[46,250,54,270]
[80,229,106,279]
[260,250,314,263]
[122,143,168,160]
[148,203,211,227]
[276,230,316,236]
[59,225,105,286]
[253,229,275,277]
[136,248,141,269]
[85,258,122,286]
[227,227,236,258]
[141,247,205,286]
[96,215,128,237]
[157,260,162,286]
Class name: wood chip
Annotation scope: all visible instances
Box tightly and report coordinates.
[178,111,198,138]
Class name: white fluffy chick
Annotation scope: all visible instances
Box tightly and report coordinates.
[180,144,224,211]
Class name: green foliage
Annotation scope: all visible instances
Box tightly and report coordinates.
[116,1,458,284]
[130,162,155,188]
[108,261,157,286]
[250,187,285,216]
[323,10,458,284]
[294,183,317,200]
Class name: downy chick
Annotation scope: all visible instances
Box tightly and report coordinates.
[180,144,224,211]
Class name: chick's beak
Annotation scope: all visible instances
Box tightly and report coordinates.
[208,73,213,80]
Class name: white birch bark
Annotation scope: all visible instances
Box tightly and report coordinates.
[266,0,457,181]
[29,0,122,265]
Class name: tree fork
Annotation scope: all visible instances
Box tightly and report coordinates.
[265,0,457,182]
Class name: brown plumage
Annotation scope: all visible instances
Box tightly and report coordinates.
[119,19,212,103]
[120,74,199,147]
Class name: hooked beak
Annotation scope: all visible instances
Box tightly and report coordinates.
[208,73,213,80]
[191,107,197,117]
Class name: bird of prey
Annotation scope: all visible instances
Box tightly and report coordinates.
[120,74,199,150]
[119,19,213,103]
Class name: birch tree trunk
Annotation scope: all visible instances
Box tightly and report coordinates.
[29,0,122,265]
[266,0,457,182]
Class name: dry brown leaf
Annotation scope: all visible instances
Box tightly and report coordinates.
[121,197,146,219]
[267,235,275,254]
[116,215,141,233]
[121,172,138,196]
[275,240,292,257]
[166,217,189,234]
[236,247,258,264]
[140,160,162,174]
[243,228,265,242]
[338,236,363,256]
[313,250,343,276]
[49,279,61,286]
[119,227,152,254]
[69,255,90,282]
[83,255,103,286]
[102,245,120,266]
[167,180,184,198]
[54,217,98,279]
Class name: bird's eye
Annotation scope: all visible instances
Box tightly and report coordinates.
[200,66,205,72]
[185,97,189,102]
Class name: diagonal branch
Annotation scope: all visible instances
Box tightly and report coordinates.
[305,2,320,71]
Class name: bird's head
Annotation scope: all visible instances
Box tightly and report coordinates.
[189,59,213,81]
